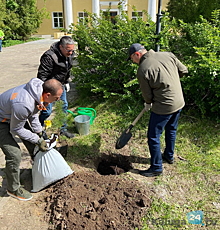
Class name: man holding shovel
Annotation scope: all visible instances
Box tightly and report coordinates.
[0,78,63,200]
[127,43,188,177]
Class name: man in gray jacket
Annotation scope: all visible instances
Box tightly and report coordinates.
[0,78,63,200]
[127,43,188,177]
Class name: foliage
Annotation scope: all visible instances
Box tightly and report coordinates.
[70,8,220,119]
[70,8,156,99]
[0,0,6,28]
[1,0,48,40]
[167,0,220,23]
[167,10,220,118]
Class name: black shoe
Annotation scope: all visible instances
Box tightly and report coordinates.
[139,168,162,177]
[162,154,174,164]
[60,130,75,138]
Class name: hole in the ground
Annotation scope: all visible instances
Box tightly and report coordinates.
[97,154,133,175]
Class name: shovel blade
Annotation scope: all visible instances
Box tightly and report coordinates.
[115,131,132,149]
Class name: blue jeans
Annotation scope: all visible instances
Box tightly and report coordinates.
[0,39,2,51]
[39,88,68,131]
[147,109,182,172]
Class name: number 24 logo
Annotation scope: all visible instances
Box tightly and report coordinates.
[189,214,201,221]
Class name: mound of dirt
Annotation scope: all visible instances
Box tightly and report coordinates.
[43,171,151,230]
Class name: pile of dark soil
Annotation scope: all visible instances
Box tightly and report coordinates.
[44,171,151,230]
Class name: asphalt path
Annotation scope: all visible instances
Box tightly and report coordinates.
[0,37,59,93]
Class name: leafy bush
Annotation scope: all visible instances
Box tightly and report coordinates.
[167,0,220,23]
[70,8,220,119]
[168,10,220,118]
[70,8,156,99]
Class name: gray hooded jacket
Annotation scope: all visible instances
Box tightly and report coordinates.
[0,78,44,144]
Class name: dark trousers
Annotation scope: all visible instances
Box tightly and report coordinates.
[147,109,182,171]
[0,122,35,191]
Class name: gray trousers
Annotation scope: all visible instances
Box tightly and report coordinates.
[0,122,35,192]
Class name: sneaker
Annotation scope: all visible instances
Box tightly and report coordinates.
[60,130,75,138]
[162,154,174,164]
[139,168,162,177]
[7,187,33,201]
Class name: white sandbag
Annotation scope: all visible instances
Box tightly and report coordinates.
[31,144,73,192]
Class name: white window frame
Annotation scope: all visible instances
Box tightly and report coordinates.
[101,9,119,23]
[101,9,120,15]
[78,12,88,23]
[132,11,143,21]
[52,12,64,29]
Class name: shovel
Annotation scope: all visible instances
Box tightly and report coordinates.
[115,107,148,149]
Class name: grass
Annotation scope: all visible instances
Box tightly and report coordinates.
[2,37,43,47]
[50,96,220,229]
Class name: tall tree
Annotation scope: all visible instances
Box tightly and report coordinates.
[167,0,220,23]
[0,0,7,28]
[3,0,47,40]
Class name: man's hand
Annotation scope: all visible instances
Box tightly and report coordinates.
[37,130,48,140]
[37,137,48,152]
[65,83,70,92]
[144,102,152,111]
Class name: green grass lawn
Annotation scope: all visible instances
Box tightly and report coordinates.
[2,37,42,47]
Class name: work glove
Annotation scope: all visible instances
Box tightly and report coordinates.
[144,102,152,111]
[37,137,48,152]
[37,130,48,140]
[67,76,74,83]
[65,83,70,92]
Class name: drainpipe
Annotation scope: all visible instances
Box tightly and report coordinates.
[155,0,162,52]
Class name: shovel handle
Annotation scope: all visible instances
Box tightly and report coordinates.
[131,107,148,126]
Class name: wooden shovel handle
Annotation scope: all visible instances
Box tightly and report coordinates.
[131,107,148,126]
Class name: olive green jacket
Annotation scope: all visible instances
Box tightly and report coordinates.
[137,49,188,115]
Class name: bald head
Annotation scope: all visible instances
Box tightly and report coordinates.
[43,79,63,96]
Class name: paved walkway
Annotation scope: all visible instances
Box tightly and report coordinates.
[0,38,59,93]
[0,37,59,204]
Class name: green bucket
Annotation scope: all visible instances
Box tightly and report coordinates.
[67,107,96,124]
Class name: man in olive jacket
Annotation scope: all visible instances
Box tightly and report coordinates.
[37,36,75,138]
[127,43,188,177]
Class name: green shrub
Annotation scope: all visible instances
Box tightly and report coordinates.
[70,8,156,99]
[70,8,220,119]
[168,10,220,118]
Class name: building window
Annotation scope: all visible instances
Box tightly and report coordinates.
[78,12,88,23]
[132,12,143,21]
[53,12,63,28]
[103,11,118,24]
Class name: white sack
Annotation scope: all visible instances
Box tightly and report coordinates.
[31,141,73,192]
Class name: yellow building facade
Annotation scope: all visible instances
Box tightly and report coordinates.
[36,0,169,37]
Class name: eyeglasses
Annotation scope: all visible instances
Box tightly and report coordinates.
[62,46,74,53]
[130,53,136,60]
